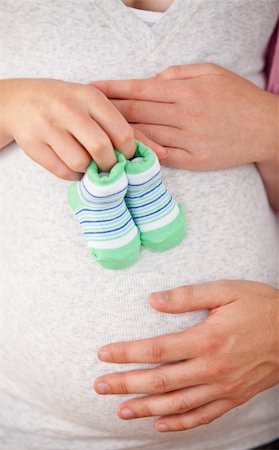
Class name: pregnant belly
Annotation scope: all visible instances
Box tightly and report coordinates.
[0,146,277,438]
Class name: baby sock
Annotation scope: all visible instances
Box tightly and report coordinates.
[68,151,141,270]
[125,140,186,252]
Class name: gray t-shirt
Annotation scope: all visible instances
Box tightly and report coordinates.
[0,1,278,449]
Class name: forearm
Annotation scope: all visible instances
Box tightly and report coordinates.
[257,158,279,210]
[256,91,279,210]
[0,79,15,149]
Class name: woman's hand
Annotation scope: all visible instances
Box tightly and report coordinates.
[91,63,278,171]
[0,78,139,179]
[93,280,279,432]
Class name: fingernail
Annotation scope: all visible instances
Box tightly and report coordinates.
[157,423,169,432]
[120,407,135,419]
[153,292,168,305]
[95,382,110,394]
[98,350,112,362]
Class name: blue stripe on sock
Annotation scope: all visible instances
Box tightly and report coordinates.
[75,200,124,215]
[84,217,133,235]
[81,179,127,199]
[128,169,161,187]
[125,181,162,199]
[132,197,173,220]
[126,189,167,210]
[80,208,128,224]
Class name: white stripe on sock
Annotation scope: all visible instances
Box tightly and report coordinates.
[83,172,127,197]
[139,204,180,232]
[87,226,138,249]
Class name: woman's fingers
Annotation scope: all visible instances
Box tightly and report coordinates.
[94,359,208,395]
[86,90,136,160]
[156,398,233,432]
[25,142,81,180]
[117,385,218,419]
[67,114,117,172]
[47,128,92,173]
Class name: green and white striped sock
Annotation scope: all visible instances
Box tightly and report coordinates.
[125,140,186,252]
[68,151,141,270]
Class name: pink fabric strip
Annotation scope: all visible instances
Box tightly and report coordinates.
[266,20,279,94]
[264,20,278,214]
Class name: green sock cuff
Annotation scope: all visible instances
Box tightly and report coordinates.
[86,150,126,185]
[125,140,156,175]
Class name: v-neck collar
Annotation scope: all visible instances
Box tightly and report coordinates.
[97,0,202,55]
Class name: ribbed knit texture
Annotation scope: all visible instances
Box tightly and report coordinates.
[0,1,279,449]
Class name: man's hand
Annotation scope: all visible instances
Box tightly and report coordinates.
[93,281,279,433]
[91,63,278,172]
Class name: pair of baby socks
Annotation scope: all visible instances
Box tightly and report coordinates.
[68,140,186,270]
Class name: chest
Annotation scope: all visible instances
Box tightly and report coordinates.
[122,0,174,12]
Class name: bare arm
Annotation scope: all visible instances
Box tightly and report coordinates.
[0,78,136,179]
[0,80,14,148]
[256,94,279,210]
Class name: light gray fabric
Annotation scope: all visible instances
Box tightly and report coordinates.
[0,0,279,449]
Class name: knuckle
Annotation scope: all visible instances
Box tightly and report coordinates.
[207,361,228,379]
[54,165,75,180]
[171,284,194,304]
[118,129,134,146]
[119,374,129,395]
[89,140,109,158]
[166,64,182,77]
[150,369,168,392]
[203,334,221,353]
[54,96,73,114]
[172,395,191,413]
[129,79,142,96]
[175,417,188,431]
[222,382,236,396]
[116,129,135,157]
[118,345,129,363]
[199,414,213,426]
[140,403,153,417]
[126,100,140,121]
[69,154,91,172]
[146,342,165,363]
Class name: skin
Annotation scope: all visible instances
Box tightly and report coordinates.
[0,78,167,178]
[91,63,279,209]
[94,280,279,432]
[123,0,174,12]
